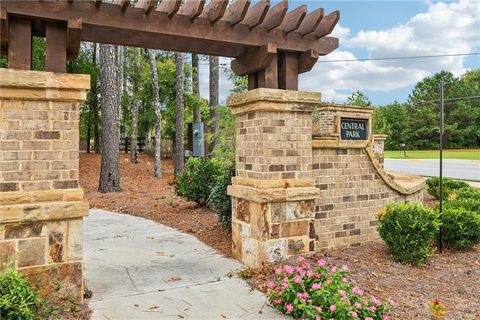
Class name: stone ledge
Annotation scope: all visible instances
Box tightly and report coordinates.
[227,88,321,115]
[316,104,374,113]
[232,177,315,189]
[227,185,319,203]
[0,200,89,224]
[312,137,369,149]
[0,189,84,205]
[0,69,90,102]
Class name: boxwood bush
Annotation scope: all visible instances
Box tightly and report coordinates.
[440,207,480,250]
[378,203,439,266]
[426,177,470,199]
[175,157,223,206]
[208,163,235,228]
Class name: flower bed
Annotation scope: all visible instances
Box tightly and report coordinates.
[267,257,393,320]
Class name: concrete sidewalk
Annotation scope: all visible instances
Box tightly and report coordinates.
[84,209,285,320]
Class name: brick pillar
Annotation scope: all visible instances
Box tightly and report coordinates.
[227,89,320,268]
[0,69,90,302]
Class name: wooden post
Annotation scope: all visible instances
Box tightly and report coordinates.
[278,52,298,90]
[8,17,32,70]
[46,22,67,73]
[257,54,278,89]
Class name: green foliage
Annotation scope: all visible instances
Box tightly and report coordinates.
[267,258,393,319]
[378,203,439,266]
[440,207,480,250]
[345,90,372,107]
[425,177,470,199]
[0,269,46,320]
[176,157,223,206]
[225,68,247,94]
[209,106,236,162]
[208,163,235,228]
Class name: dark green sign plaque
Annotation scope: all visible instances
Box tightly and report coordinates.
[340,118,368,140]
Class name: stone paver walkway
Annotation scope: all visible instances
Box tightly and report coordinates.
[84,209,285,320]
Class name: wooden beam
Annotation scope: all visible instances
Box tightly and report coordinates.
[278,4,306,34]
[199,0,228,24]
[259,0,287,31]
[231,43,277,76]
[296,7,323,36]
[135,0,155,15]
[45,21,66,73]
[221,0,250,26]
[298,48,318,74]
[278,52,298,90]
[242,0,270,29]
[0,1,339,58]
[313,10,339,38]
[157,0,181,17]
[257,54,277,89]
[0,9,8,56]
[178,0,206,21]
[8,17,31,70]
[248,72,258,90]
[67,18,82,61]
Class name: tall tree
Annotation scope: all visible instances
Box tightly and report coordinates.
[346,90,372,107]
[91,43,101,154]
[117,46,124,123]
[130,48,141,164]
[209,55,219,154]
[192,53,201,123]
[99,44,121,192]
[148,49,162,177]
[174,52,185,174]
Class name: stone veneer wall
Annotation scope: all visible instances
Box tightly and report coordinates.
[0,68,90,302]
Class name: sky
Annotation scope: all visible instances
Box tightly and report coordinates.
[197,0,480,106]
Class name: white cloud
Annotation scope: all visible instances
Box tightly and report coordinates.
[200,0,479,104]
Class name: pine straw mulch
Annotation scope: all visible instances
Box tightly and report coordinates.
[79,152,479,319]
[79,152,232,257]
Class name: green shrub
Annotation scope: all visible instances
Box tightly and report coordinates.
[0,269,46,320]
[426,177,470,199]
[208,163,235,228]
[444,197,480,213]
[452,187,480,201]
[440,207,480,250]
[176,157,223,206]
[378,203,439,266]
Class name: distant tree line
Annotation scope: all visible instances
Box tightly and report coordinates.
[345,70,480,150]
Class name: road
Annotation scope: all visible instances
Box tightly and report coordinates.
[384,158,480,181]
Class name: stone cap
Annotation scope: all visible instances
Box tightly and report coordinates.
[373,134,388,141]
[0,68,90,101]
[227,88,321,114]
[316,103,374,113]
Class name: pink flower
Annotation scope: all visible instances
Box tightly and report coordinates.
[383,317,391,320]
[285,303,294,313]
[273,299,281,305]
[317,259,326,267]
[329,305,336,312]
[297,256,305,263]
[283,265,294,275]
[338,289,347,296]
[370,306,377,312]
[274,267,282,275]
[389,299,396,307]
[330,266,338,273]
[341,264,349,271]
[325,279,332,285]
[294,275,302,283]
[351,311,358,318]
[342,277,348,283]
[315,306,323,313]
[315,316,322,320]
[366,318,374,320]
[352,287,364,296]
[266,280,275,288]
[354,302,361,309]
[306,270,314,278]
[312,283,322,290]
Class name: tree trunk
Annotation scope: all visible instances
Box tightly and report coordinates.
[174,52,185,175]
[148,48,162,177]
[92,42,101,154]
[192,53,201,123]
[209,55,219,154]
[130,48,140,164]
[117,46,124,123]
[99,44,121,192]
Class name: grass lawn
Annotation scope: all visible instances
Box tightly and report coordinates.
[384,149,480,160]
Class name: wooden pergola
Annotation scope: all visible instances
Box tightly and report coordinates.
[0,0,339,90]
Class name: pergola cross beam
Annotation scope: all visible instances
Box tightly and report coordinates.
[0,0,339,90]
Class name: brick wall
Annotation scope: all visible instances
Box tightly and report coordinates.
[0,69,90,302]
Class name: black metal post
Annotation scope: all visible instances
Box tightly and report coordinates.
[438,80,444,253]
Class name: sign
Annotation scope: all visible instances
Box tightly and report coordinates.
[340,118,368,140]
